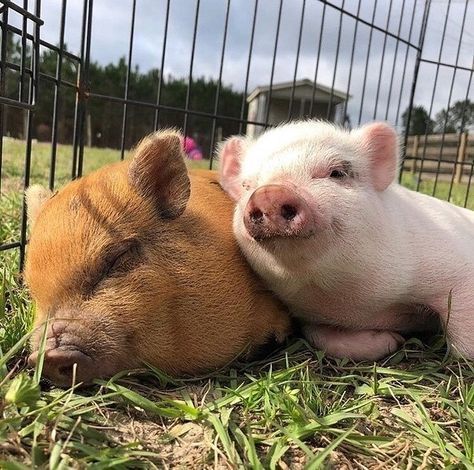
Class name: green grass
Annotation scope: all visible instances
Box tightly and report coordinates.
[401,172,474,210]
[1,138,474,467]
[0,137,211,195]
[0,336,472,467]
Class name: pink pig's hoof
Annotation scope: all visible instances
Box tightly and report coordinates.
[303,325,405,361]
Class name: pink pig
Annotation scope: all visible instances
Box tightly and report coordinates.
[219,121,474,361]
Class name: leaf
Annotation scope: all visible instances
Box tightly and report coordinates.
[5,373,40,407]
[230,423,264,469]
[205,412,243,467]
[100,382,199,419]
[0,461,31,470]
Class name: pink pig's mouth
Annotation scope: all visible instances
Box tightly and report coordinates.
[249,225,317,243]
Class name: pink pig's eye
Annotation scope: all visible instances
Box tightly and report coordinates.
[329,161,353,179]
[330,169,347,179]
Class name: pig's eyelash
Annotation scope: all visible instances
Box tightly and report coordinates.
[104,240,141,275]
[88,239,141,293]
[330,169,348,179]
[329,161,353,179]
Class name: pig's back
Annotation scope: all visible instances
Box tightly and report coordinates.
[187,169,235,229]
[387,184,474,251]
[384,184,474,296]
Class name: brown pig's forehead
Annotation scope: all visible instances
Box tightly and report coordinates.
[29,171,146,258]
[26,167,150,296]
[37,168,148,238]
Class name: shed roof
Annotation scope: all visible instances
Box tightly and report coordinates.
[247,79,349,104]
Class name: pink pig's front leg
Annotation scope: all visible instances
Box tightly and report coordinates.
[303,324,405,361]
[430,284,474,360]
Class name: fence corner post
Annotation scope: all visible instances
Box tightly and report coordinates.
[455,131,467,184]
[411,134,419,173]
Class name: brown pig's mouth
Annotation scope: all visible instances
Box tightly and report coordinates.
[27,317,136,387]
[28,337,127,387]
[28,346,95,386]
[28,344,120,387]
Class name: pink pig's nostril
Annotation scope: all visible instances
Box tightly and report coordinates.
[281,204,298,221]
[250,208,264,223]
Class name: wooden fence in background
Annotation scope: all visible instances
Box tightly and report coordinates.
[404,132,473,183]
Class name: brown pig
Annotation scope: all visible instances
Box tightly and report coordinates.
[24,131,290,386]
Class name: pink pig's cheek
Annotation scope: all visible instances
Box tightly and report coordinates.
[234,204,256,242]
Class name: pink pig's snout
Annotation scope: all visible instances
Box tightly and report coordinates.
[244,184,313,241]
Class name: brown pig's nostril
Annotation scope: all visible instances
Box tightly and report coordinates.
[249,209,264,223]
[281,204,298,221]
[58,365,75,377]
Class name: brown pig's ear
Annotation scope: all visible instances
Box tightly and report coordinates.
[128,131,190,219]
[218,136,248,201]
[25,184,53,228]
[355,122,399,192]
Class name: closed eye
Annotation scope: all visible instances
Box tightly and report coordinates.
[87,239,141,293]
[104,241,140,276]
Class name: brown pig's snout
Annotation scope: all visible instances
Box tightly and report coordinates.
[28,348,94,386]
[28,320,101,386]
[244,185,312,240]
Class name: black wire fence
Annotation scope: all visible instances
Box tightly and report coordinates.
[0,0,472,268]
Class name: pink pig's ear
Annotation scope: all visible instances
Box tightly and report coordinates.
[356,122,399,191]
[218,136,248,201]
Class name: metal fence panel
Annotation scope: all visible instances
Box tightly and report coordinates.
[0,0,472,268]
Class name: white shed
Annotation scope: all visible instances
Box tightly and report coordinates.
[246,79,349,138]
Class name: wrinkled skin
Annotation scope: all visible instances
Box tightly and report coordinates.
[219,121,474,361]
[25,131,290,386]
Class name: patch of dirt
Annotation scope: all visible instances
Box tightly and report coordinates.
[105,407,220,468]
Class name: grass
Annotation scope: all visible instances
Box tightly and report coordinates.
[401,172,474,210]
[0,137,211,195]
[1,137,474,467]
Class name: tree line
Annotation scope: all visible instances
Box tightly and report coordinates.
[3,40,245,156]
[402,100,473,136]
[3,38,471,154]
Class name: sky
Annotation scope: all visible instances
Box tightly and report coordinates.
[18,0,474,129]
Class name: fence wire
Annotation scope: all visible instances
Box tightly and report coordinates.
[0,0,472,268]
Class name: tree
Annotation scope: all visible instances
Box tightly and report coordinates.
[434,99,474,133]
[401,105,435,135]
[4,39,245,157]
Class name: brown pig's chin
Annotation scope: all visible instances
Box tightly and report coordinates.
[28,322,135,387]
